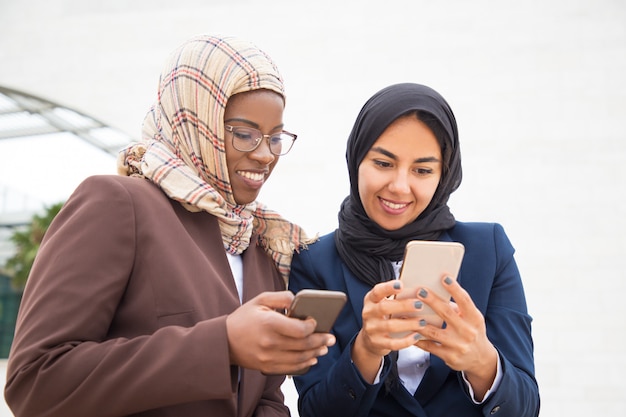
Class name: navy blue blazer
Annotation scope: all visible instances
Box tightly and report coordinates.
[288,222,539,417]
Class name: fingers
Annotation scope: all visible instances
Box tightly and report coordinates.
[227,293,336,375]
[414,276,478,324]
[408,276,465,344]
[257,331,336,375]
[441,276,474,312]
[364,280,422,319]
[414,276,488,360]
[359,281,429,356]
[251,290,295,312]
[367,280,403,304]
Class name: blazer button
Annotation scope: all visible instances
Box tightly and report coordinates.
[348,388,356,399]
[490,405,501,414]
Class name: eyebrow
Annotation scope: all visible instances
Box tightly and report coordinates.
[370,146,441,163]
[223,117,284,131]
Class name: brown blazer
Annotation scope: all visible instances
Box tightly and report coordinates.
[4,175,290,417]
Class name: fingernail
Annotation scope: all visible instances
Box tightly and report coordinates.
[418,288,428,298]
[393,281,401,289]
[444,276,453,285]
[419,319,427,327]
[414,334,422,341]
[414,301,423,309]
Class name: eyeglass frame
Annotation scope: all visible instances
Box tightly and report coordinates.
[224,125,298,156]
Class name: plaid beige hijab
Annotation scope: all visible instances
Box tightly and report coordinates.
[117,35,314,283]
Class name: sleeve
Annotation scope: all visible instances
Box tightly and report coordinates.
[461,350,503,403]
[288,247,392,417]
[253,266,290,417]
[253,374,290,417]
[469,223,540,417]
[4,177,237,417]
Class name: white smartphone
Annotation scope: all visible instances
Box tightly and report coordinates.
[288,289,347,333]
[390,240,465,338]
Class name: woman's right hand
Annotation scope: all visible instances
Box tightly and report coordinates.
[351,280,423,382]
[226,291,336,375]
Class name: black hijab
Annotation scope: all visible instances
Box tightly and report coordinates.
[335,83,462,286]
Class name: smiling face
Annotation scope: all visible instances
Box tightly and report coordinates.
[357,114,442,231]
[223,89,285,205]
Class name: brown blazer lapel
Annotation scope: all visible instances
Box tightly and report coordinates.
[234,236,287,417]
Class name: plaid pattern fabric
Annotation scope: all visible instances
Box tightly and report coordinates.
[117,35,314,283]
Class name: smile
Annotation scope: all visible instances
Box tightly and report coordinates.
[237,170,265,181]
[380,198,409,210]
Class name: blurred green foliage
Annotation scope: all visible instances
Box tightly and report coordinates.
[3,202,64,289]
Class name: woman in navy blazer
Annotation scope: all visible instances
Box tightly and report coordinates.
[288,83,539,416]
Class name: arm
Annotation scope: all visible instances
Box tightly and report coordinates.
[478,224,540,416]
[250,372,290,417]
[4,177,237,416]
[417,224,539,416]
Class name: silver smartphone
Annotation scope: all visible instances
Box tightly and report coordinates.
[288,289,347,333]
[390,240,465,338]
[287,289,347,375]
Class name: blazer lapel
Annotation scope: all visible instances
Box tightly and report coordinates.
[341,262,371,328]
[413,354,451,404]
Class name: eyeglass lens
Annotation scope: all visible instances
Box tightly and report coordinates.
[230,126,295,155]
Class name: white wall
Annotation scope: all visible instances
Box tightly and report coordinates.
[1,1,625,415]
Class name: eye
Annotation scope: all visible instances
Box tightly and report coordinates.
[234,129,255,141]
[269,134,284,145]
[414,167,434,175]
[373,159,392,168]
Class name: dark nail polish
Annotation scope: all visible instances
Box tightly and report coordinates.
[393,281,401,289]
[419,288,428,298]
[419,319,427,327]
[414,301,423,309]
[444,276,453,285]
[414,334,422,341]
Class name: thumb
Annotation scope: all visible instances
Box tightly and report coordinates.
[249,290,295,311]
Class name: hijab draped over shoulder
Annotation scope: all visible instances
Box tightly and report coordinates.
[335,83,462,286]
[117,35,314,283]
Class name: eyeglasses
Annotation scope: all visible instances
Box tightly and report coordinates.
[224,125,297,156]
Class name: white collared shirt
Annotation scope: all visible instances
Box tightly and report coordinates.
[226,252,243,304]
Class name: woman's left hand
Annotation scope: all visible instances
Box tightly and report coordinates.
[414,276,498,400]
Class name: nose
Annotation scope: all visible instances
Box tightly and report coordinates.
[388,170,411,194]
[248,137,276,165]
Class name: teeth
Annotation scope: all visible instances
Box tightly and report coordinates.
[238,171,264,181]
[381,199,408,210]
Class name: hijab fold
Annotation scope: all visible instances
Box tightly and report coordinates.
[117,35,314,283]
[335,83,462,286]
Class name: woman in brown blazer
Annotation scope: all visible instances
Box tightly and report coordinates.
[4,35,334,417]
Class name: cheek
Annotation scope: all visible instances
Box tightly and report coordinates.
[417,177,441,203]
[266,158,279,177]
[357,166,373,201]
[225,155,237,180]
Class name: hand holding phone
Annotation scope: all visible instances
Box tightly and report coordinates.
[287,289,346,375]
[390,241,465,338]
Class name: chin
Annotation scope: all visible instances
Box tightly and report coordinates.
[378,217,415,231]
[234,195,258,205]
